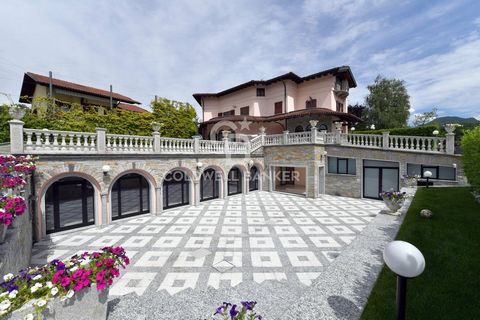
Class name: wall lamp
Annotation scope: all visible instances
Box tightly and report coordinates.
[423,170,432,188]
[196,162,203,172]
[102,165,111,176]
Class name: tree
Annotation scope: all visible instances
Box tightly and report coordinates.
[364,75,410,129]
[151,97,198,138]
[413,108,438,127]
[461,126,480,192]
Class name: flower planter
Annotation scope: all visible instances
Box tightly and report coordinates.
[7,287,109,320]
[383,198,403,213]
[0,224,7,243]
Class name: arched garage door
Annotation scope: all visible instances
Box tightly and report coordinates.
[163,170,190,209]
[249,166,259,191]
[45,177,95,233]
[111,173,150,220]
[200,168,220,202]
[228,167,243,196]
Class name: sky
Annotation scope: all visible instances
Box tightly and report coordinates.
[0,0,479,121]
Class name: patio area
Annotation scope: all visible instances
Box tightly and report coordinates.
[31,191,389,319]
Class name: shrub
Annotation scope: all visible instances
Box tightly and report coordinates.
[461,126,480,191]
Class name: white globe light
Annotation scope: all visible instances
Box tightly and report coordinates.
[351,127,356,131]
[102,165,111,174]
[196,162,203,168]
[370,124,376,130]
[423,170,433,178]
[432,130,439,135]
[248,159,254,166]
[383,241,425,278]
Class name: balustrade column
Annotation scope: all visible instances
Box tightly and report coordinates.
[382,131,390,149]
[100,193,109,226]
[334,122,342,144]
[155,186,163,215]
[153,132,161,153]
[446,133,455,154]
[96,128,106,153]
[192,135,202,154]
[283,130,289,145]
[222,130,230,154]
[9,120,25,154]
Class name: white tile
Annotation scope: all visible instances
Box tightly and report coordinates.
[286,251,322,267]
[223,217,242,225]
[316,217,340,225]
[247,218,266,225]
[279,236,308,248]
[293,218,315,225]
[300,225,326,235]
[266,211,284,217]
[121,236,153,248]
[309,236,341,248]
[246,211,263,217]
[253,272,287,284]
[248,226,270,235]
[135,251,172,267]
[296,272,321,286]
[110,272,156,296]
[175,217,197,224]
[207,273,242,289]
[221,226,242,235]
[326,225,355,235]
[249,237,275,248]
[138,225,165,234]
[184,236,212,248]
[264,206,280,210]
[158,273,199,295]
[227,205,242,210]
[338,217,364,224]
[267,218,291,225]
[173,252,206,267]
[193,225,217,235]
[289,212,307,217]
[127,217,152,224]
[217,237,242,248]
[339,236,356,245]
[111,225,140,234]
[212,252,243,267]
[350,225,366,232]
[274,226,298,235]
[165,225,190,234]
[89,235,124,247]
[308,211,329,217]
[82,226,114,234]
[204,210,221,217]
[162,210,181,216]
[208,205,224,210]
[57,235,94,246]
[251,251,282,267]
[225,211,242,217]
[183,211,201,217]
[152,236,183,248]
[199,217,219,225]
[151,217,174,224]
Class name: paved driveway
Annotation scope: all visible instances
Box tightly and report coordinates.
[32,191,384,298]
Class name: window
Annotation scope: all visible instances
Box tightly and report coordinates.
[217,112,222,117]
[223,110,235,116]
[407,164,456,180]
[336,101,344,113]
[256,88,265,97]
[328,157,356,175]
[240,106,250,115]
[318,123,328,131]
[294,125,304,132]
[306,99,317,109]
[274,101,283,114]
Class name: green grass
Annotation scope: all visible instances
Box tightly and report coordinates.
[361,187,480,319]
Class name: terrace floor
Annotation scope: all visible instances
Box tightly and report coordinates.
[31,191,400,319]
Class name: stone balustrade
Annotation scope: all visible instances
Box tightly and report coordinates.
[9,120,456,155]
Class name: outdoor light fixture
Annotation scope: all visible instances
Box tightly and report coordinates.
[370,124,376,130]
[424,170,433,188]
[453,163,457,169]
[384,241,425,320]
[196,162,203,169]
[102,165,111,176]
[432,130,439,135]
[351,127,355,131]
[248,159,254,168]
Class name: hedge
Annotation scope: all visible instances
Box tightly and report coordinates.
[461,126,480,192]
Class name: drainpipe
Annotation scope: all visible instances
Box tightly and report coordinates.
[48,71,53,98]
[282,80,287,113]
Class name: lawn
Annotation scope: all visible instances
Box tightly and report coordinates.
[361,187,480,319]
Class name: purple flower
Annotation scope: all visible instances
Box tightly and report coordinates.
[241,301,256,311]
[214,306,224,315]
[229,304,239,319]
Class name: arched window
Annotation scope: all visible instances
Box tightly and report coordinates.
[249,166,259,191]
[45,177,95,233]
[111,173,149,220]
[201,168,220,201]
[228,167,243,196]
[163,170,190,209]
[294,125,304,132]
[318,123,328,131]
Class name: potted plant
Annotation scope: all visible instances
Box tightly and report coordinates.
[380,191,407,214]
[213,301,262,320]
[8,104,28,121]
[0,246,129,319]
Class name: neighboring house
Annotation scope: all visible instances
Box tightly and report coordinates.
[194,66,360,139]
[19,72,148,113]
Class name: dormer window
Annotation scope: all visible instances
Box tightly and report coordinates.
[256,88,265,97]
[336,101,344,113]
[306,98,317,109]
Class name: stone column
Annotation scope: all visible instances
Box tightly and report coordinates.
[96,128,106,153]
[259,126,266,145]
[283,130,289,145]
[268,166,274,192]
[192,135,202,154]
[382,131,390,149]
[155,186,163,215]
[309,120,318,144]
[224,177,228,198]
[9,120,24,154]
[100,193,109,226]
[194,180,200,206]
[222,130,230,154]
[334,122,342,145]
[245,172,250,194]
[446,133,455,154]
[153,132,161,153]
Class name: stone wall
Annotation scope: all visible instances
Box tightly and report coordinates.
[0,208,33,277]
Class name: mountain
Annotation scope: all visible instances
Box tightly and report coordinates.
[427,116,480,125]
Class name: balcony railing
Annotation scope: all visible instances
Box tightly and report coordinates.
[9,122,456,155]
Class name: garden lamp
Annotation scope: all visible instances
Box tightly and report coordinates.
[384,241,425,320]
[423,170,432,188]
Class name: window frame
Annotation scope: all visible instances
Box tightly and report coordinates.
[274,101,283,114]
[256,88,265,97]
[240,106,250,116]
[327,156,356,175]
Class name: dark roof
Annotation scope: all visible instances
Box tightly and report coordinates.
[193,66,357,105]
[19,72,140,104]
[116,103,149,113]
[200,108,362,126]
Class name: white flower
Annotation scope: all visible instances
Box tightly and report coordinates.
[0,299,11,311]
[3,273,13,282]
[33,274,42,281]
[46,281,53,288]
[34,283,43,288]
[24,314,34,320]
[51,287,58,296]
[70,266,78,272]
[0,292,8,298]
[31,286,38,293]
[8,290,17,299]
[36,299,46,307]
[66,290,74,299]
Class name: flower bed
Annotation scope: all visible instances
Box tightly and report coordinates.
[380,191,407,214]
[214,301,262,320]
[0,246,129,319]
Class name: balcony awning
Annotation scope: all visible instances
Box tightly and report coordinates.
[201,108,362,125]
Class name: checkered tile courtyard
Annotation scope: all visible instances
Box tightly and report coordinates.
[31,191,384,297]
